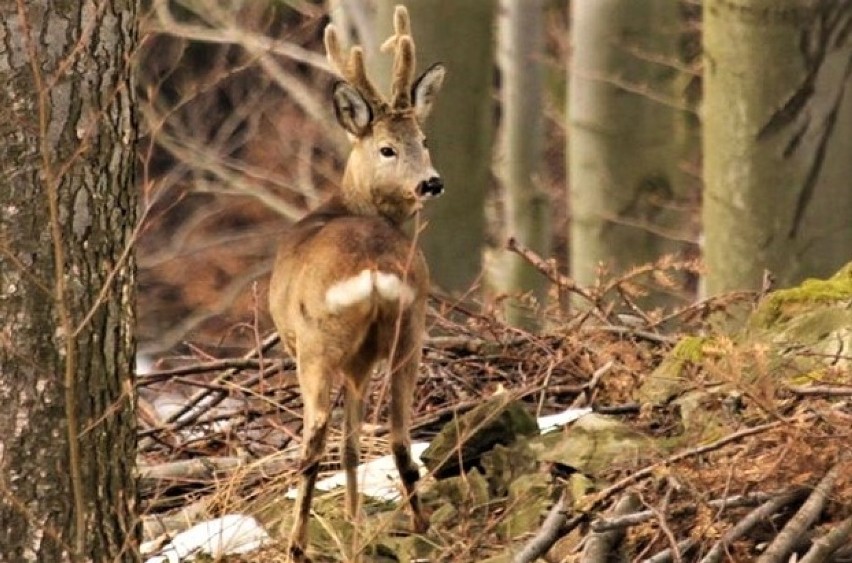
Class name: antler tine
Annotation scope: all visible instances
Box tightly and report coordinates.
[323,25,347,75]
[392,4,411,37]
[381,5,416,109]
[324,23,385,110]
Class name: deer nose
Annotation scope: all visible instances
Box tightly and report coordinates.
[417,176,444,198]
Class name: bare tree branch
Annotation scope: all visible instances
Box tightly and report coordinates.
[756,462,843,563]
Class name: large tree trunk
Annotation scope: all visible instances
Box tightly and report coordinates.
[376,0,496,295]
[0,1,139,561]
[497,0,549,329]
[702,0,852,295]
[568,0,693,307]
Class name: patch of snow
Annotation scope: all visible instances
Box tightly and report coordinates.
[537,407,593,433]
[136,354,154,376]
[142,514,270,563]
[285,442,430,502]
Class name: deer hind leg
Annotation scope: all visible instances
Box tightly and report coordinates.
[389,335,429,533]
[343,374,368,520]
[289,357,332,562]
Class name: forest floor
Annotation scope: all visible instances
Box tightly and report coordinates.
[137,260,851,563]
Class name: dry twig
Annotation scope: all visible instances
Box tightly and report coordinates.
[756,462,843,563]
[592,491,774,532]
[512,488,571,563]
[581,493,641,563]
[799,514,852,563]
[699,487,808,563]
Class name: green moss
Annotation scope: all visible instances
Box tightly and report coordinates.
[672,336,709,362]
[752,262,852,327]
[421,397,538,478]
[534,414,656,476]
[636,336,710,403]
[497,473,552,540]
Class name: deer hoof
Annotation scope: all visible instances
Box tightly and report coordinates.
[288,543,312,563]
[412,512,430,534]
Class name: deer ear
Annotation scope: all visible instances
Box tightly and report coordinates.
[332,81,373,137]
[411,63,445,123]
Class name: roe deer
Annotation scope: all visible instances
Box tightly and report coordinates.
[268,6,445,560]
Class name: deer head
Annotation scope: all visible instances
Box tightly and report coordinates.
[325,6,446,224]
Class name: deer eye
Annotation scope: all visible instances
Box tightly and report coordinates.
[422,138,429,148]
[379,146,397,158]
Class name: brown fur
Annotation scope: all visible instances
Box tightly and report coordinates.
[268,6,445,561]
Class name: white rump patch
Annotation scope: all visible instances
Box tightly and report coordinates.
[325,269,374,312]
[374,271,416,306]
[325,269,416,312]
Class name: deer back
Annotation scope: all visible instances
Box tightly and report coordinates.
[269,196,429,367]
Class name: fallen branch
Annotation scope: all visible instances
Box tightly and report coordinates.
[644,488,681,563]
[785,385,852,397]
[550,416,811,550]
[512,416,791,563]
[756,462,842,563]
[644,539,697,563]
[589,325,676,345]
[799,514,852,563]
[699,487,808,563]
[158,332,281,432]
[506,237,600,312]
[142,496,214,540]
[571,361,614,408]
[137,357,286,385]
[369,381,587,437]
[581,493,640,563]
[592,491,774,532]
[140,456,247,484]
[140,455,293,493]
[512,488,571,563]
[584,418,792,514]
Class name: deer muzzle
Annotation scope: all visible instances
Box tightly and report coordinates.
[417,176,444,199]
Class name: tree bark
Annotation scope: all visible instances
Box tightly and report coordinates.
[702,0,852,294]
[376,0,496,295]
[0,1,139,561]
[497,0,549,329]
[568,0,693,307]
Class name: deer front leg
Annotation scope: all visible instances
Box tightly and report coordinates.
[389,342,428,533]
[288,360,332,562]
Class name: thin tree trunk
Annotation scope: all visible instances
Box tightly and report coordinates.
[0,1,139,561]
[569,0,692,307]
[702,0,852,294]
[376,0,496,295]
[497,0,549,329]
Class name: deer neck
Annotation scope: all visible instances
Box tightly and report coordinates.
[340,164,412,227]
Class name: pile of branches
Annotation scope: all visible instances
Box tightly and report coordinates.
[137,249,851,561]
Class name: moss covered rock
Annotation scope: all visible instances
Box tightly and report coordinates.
[533,414,657,476]
[420,395,539,478]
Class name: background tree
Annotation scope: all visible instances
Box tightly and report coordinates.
[0,1,139,560]
[495,0,549,329]
[376,0,497,295]
[568,0,694,307]
[702,0,852,295]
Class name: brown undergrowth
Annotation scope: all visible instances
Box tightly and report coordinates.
[138,258,851,562]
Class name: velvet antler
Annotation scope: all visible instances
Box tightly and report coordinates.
[325,5,419,113]
[381,6,416,109]
[324,24,385,111]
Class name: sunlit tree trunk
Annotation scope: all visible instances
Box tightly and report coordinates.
[376,0,497,294]
[496,0,549,329]
[0,1,139,560]
[568,0,692,307]
[702,0,852,294]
